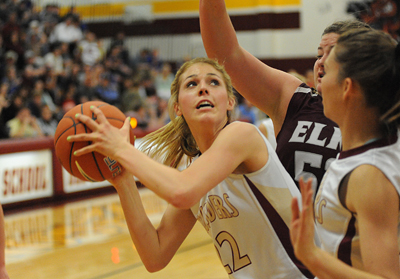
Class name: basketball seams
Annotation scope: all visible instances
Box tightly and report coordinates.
[55,101,130,182]
[54,116,77,145]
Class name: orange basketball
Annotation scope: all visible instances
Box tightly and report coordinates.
[54,101,135,182]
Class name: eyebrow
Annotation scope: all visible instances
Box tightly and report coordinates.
[184,73,218,81]
[318,44,336,51]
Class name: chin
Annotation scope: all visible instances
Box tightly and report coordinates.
[316,84,322,95]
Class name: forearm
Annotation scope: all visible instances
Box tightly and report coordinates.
[303,248,392,279]
[199,0,240,61]
[111,172,173,271]
[114,144,194,208]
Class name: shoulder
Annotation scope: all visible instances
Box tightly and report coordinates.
[216,122,267,154]
[346,164,398,213]
[222,121,261,138]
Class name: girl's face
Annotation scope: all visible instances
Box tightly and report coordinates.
[315,33,340,94]
[321,48,343,123]
[175,63,234,126]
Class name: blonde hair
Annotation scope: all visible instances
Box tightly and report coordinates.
[139,57,236,168]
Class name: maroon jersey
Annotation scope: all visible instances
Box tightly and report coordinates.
[276,84,341,192]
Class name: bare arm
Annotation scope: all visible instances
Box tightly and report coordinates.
[291,167,400,279]
[199,0,302,132]
[71,108,268,209]
[108,171,196,272]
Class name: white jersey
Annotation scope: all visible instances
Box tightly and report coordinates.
[258,117,277,149]
[191,128,313,279]
[314,132,400,270]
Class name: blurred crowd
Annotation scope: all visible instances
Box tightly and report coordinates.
[0,0,319,141]
[0,0,179,140]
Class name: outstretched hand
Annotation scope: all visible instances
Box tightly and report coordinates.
[290,177,317,264]
[67,105,133,160]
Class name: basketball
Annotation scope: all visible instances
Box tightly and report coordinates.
[54,101,135,182]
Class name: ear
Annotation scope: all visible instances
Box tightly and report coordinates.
[342,77,361,101]
[342,77,353,100]
[174,102,182,116]
[227,97,235,111]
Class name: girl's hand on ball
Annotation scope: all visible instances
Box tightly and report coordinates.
[68,106,132,160]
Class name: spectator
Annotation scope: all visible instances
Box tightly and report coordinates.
[236,98,261,124]
[109,31,130,66]
[78,32,102,66]
[37,104,57,136]
[2,65,21,98]
[25,20,43,55]
[2,11,19,48]
[0,37,6,78]
[121,77,144,114]
[5,30,25,70]
[0,84,9,139]
[49,14,83,46]
[27,91,42,118]
[60,83,77,115]
[94,72,120,107]
[6,106,43,138]
[22,50,46,88]
[1,85,24,123]
[154,62,174,101]
[44,42,64,76]
[3,50,18,73]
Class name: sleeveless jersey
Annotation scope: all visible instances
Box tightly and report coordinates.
[314,133,400,270]
[258,117,277,149]
[276,84,341,192]
[191,127,314,279]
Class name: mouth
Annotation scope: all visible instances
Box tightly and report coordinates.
[196,100,214,109]
[318,70,325,80]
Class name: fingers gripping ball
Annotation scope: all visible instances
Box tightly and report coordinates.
[54,101,135,182]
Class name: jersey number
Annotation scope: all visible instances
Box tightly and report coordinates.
[215,231,251,274]
[294,151,334,193]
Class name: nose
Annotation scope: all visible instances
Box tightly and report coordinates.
[319,54,329,68]
[198,81,209,95]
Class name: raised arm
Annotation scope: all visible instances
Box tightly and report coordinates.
[199,0,302,131]
[108,171,196,272]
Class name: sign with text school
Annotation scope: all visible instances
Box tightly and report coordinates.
[62,169,110,193]
[0,150,53,204]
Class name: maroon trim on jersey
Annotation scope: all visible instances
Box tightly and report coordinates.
[339,134,398,159]
[337,215,356,266]
[244,175,314,278]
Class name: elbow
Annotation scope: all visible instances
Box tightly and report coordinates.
[168,187,196,210]
[144,264,164,273]
[142,256,169,273]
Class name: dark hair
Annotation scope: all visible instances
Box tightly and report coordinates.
[334,28,400,132]
[322,20,371,36]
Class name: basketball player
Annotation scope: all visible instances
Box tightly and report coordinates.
[70,58,313,278]
[290,29,400,278]
[199,0,370,192]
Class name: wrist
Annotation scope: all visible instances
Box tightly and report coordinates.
[113,141,135,163]
[298,245,321,271]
